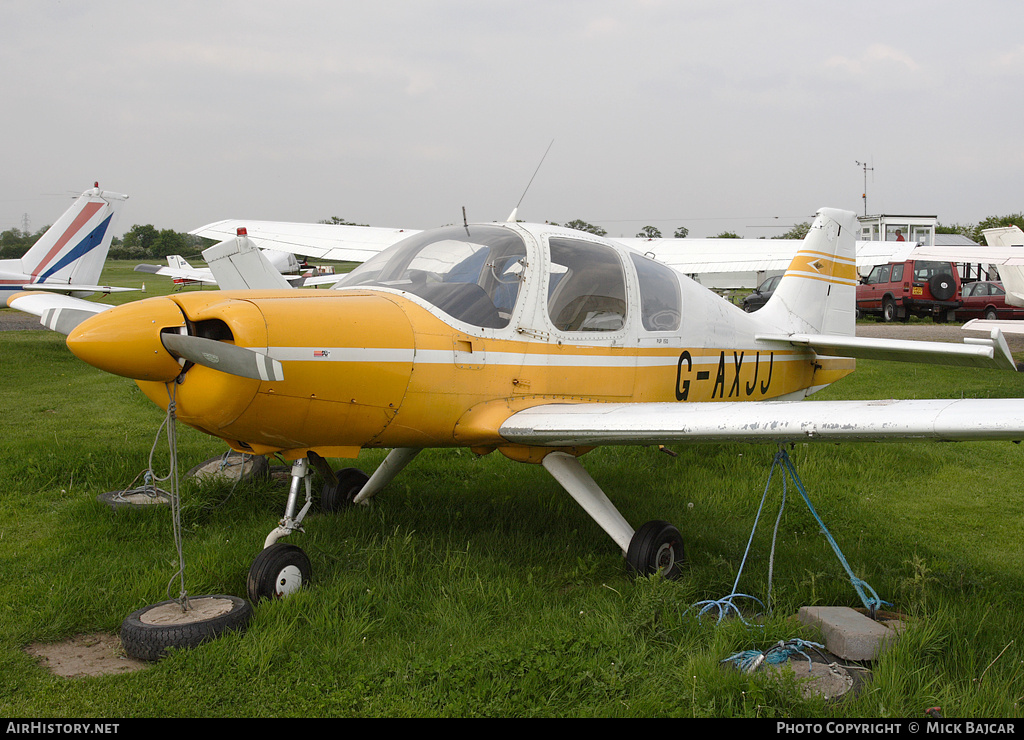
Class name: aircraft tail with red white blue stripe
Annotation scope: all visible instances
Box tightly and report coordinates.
[0,184,130,298]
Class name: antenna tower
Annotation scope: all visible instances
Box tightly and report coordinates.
[855,160,874,217]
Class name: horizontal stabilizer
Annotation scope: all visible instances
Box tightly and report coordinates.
[202,233,293,290]
[6,291,112,335]
[964,318,1024,336]
[23,282,137,294]
[500,397,1024,447]
[755,331,1016,372]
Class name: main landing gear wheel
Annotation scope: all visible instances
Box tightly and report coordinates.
[320,467,369,513]
[247,543,312,602]
[119,595,252,662]
[626,520,685,579]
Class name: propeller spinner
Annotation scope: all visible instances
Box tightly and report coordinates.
[66,296,282,382]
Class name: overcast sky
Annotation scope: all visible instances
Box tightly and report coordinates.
[1,1,1021,239]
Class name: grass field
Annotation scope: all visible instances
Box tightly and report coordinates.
[2,266,1024,718]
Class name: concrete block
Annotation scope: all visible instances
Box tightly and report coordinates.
[798,606,901,661]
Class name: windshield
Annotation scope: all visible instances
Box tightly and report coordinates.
[335,225,527,329]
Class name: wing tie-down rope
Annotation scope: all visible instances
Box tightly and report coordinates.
[146,382,189,611]
[689,446,888,624]
[722,638,829,673]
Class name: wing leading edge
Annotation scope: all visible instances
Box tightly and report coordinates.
[499,398,1024,447]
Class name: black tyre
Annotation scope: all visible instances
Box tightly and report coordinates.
[120,594,252,662]
[321,467,369,512]
[929,274,956,301]
[247,543,312,602]
[626,520,685,579]
[986,307,998,320]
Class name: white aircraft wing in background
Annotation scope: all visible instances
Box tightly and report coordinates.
[189,219,418,263]
[615,237,916,274]
[911,226,1024,307]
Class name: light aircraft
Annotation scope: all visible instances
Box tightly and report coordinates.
[136,246,340,289]
[0,184,131,299]
[9,207,1024,604]
[140,255,216,288]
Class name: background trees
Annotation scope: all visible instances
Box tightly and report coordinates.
[3,210,1022,263]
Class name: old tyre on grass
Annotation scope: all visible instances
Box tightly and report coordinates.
[320,467,369,513]
[120,594,252,662]
[247,543,312,602]
[626,520,685,579]
[186,452,269,485]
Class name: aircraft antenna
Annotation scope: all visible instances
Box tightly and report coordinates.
[509,139,555,222]
[855,160,874,217]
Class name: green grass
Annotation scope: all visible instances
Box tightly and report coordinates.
[2,276,1024,717]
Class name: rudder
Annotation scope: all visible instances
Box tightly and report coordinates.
[758,207,858,336]
[20,185,128,288]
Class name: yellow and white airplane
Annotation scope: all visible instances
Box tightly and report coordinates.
[9,207,1024,602]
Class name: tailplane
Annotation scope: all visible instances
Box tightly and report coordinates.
[19,184,128,291]
[756,207,858,336]
[755,208,1015,372]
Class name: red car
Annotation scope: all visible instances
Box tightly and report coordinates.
[856,259,961,322]
[956,281,1024,321]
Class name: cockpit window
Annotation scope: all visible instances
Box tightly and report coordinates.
[334,225,526,329]
[547,237,627,332]
[629,253,681,331]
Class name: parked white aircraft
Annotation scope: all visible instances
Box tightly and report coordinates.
[189,218,915,288]
[0,184,131,299]
[136,242,337,288]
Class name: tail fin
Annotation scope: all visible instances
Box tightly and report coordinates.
[167,255,194,270]
[757,207,858,336]
[20,184,128,289]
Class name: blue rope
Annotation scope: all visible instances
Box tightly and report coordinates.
[723,638,827,673]
[688,447,888,623]
[776,449,889,615]
[687,450,783,624]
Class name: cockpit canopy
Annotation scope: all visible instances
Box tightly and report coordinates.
[334,225,526,329]
[334,223,682,334]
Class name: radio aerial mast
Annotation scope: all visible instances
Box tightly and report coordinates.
[855,160,874,217]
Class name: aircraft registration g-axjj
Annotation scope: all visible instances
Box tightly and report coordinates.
[9,207,1024,602]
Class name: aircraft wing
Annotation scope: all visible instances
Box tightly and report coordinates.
[614,238,914,273]
[21,282,136,295]
[909,244,1024,265]
[755,330,1016,371]
[6,291,113,335]
[499,397,1024,447]
[189,220,417,263]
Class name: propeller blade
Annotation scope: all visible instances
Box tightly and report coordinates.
[161,332,284,382]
